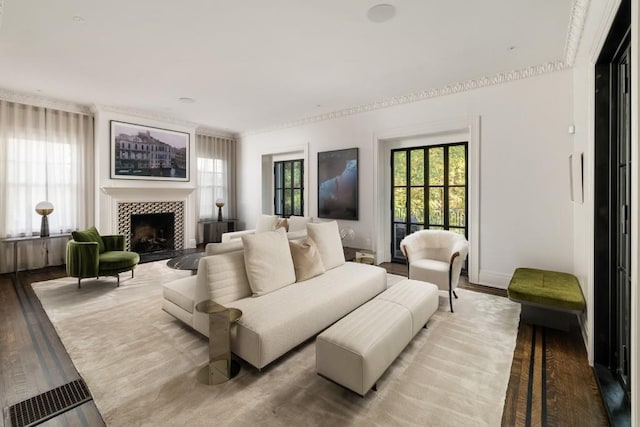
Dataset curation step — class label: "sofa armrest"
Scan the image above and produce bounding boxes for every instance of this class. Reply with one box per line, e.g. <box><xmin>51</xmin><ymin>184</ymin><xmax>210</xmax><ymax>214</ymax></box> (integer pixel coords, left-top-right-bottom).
<box><xmin>66</xmin><ymin>241</ymin><xmax>100</xmax><ymax>278</ymax></box>
<box><xmin>102</xmin><ymin>234</ymin><xmax>125</xmax><ymax>251</ymax></box>
<box><xmin>221</xmin><ymin>229</ymin><xmax>256</xmax><ymax>243</ymax></box>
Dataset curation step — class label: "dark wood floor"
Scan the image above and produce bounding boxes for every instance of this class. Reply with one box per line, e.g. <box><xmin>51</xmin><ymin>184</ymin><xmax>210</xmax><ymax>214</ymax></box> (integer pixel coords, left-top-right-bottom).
<box><xmin>2</xmin><ymin>262</ymin><xmax>609</xmax><ymax>426</ymax></box>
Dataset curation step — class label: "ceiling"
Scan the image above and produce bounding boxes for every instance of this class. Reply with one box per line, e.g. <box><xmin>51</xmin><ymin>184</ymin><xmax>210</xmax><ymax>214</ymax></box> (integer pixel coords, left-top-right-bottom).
<box><xmin>0</xmin><ymin>1</ymin><xmax>576</xmax><ymax>133</ymax></box>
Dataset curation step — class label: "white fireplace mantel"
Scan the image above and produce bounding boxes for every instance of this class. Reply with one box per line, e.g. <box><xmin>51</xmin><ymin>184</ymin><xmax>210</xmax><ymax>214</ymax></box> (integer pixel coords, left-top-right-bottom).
<box><xmin>100</xmin><ymin>186</ymin><xmax>195</xmax><ymax>198</ymax></box>
<box><xmin>98</xmin><ymin>186</ymin><xmax>197</xmax><ymax>248</ymax></box>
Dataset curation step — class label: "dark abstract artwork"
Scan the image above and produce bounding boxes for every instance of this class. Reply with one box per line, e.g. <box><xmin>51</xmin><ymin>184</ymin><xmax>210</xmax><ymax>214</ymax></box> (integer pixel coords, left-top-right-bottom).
<box><xmin>317</xmin><ymin>148</ymin><xmax>358</xmax><ymax>220</ymax></box>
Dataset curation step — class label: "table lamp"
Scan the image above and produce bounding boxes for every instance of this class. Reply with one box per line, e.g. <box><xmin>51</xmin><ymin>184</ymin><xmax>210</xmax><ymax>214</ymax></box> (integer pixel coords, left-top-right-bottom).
<box><xmin>35</xmin><ymin>201</ymin><xmax>54</xmax><ymax>237</ymax></box>
<box><xmin>216</xmin><ymin>199</ymin><xmax>224</xmax><ymax>222</ymax></box>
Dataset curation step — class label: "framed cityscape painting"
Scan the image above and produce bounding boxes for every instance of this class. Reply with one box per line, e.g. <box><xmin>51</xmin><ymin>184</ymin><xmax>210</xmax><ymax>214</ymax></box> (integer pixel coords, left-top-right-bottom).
<box><xmin>110</xmin><ymin>120</ymin><xmax>190</xmax><ymax>181</ymax></box>
<box><xmin>317</xmin><ymin>147</ymin><xmax>358</xmax><ymax>220</ymax></box>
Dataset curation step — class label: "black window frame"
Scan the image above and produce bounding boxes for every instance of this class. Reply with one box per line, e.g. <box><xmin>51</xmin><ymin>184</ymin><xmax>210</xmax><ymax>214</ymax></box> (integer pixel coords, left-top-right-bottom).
<box><xmin>274</xmin><ymin>159</ymin><xmax>304</xmax><ymax>217</ymax></box>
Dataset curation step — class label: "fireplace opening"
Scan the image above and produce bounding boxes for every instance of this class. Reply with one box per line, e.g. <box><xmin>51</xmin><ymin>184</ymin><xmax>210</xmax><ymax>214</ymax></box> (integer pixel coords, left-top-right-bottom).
<box><xmin>130</xmin><ymin>213</ymin><xmax>175</xmax><ymax>253</ymax></box>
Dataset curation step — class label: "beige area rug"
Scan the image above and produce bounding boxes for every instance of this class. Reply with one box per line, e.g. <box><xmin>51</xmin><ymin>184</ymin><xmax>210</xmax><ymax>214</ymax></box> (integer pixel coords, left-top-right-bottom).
<box><xmin>32</xmin><ymin>261</ymin><xmax>520</xmax><ymax>427</ymax></box>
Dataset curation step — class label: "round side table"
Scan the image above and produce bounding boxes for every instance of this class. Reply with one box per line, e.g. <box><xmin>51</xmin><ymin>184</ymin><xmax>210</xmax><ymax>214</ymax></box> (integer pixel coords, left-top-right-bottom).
<box><xmin>195</xmin><ymin>300</ymin><xmax>242</xmax><ymax>385</ymax></box>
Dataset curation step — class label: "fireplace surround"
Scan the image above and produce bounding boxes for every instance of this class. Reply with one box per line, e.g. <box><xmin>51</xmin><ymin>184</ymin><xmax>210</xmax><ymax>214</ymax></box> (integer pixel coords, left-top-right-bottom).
<box><xmin>117</xmin><ymin>201</ymin><xmax>185</xmax><ymax>251</ymax></box>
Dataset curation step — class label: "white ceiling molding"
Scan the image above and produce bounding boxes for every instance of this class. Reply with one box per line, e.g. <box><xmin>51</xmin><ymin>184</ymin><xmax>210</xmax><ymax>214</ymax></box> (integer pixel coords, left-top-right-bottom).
<box><xmin>0</xmin><ymin>0</ymin><xmax>4</xmax><ymax>29</ymax></box>
<box><xmin>564</xmin><ymin>0</ymin><xmax>591</xmax><ymax>67</ymax></box>
<box><xmin>0</xmin><ymin>87</ymin><xmax>93</xmax><ymax>115</ymax></box>
<box><xmin>94</xmin><ymin>105</ymin><xmax>201</xmax><ymax>129</ymax></box>
<box><xmin>244</xmin><ymin>60</ymin><xmax>568</xmax><ymax>136</ymax></box>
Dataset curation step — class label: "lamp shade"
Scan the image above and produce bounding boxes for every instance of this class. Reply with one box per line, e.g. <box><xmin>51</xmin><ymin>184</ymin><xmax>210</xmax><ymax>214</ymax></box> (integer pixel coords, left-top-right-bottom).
<box><xmin>35</xmin><ymin>201</ymin><xmax>54</xmax><ymax>216</ymax></box>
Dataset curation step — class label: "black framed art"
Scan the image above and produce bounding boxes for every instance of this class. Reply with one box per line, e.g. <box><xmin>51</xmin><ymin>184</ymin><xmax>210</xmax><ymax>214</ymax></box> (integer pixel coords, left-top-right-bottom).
<box><xmin>110</xmin><ymin>120</ymin><xmax>190</xmax><ymax>181</ymax></box>
<box><xmin>317</xmin><ymin>147</ymin><xmax>358</xmax><ymax>220</ymax></box>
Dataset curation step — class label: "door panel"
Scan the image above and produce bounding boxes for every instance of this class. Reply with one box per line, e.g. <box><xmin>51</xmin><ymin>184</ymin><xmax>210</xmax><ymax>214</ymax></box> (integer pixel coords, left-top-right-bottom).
<box><xmin>391</xmin><ymin>143</ymin><xmax>468</xmax><ymax>262</ymax></box>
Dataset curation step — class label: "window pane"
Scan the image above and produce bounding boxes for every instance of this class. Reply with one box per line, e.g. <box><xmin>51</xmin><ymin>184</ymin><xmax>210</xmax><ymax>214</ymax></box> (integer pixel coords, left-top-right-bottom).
<box><xmin>275</xmin><ymin>162</ymin><xmax>283</xmax><ymax>188</ymax></box>
<box><xmin>429</xmin><ymin>226</ymin><xmax>444</xmax><ymax>230</ymax></box>
<box><xmin>410</xmin><ymin>223</ymin><xmax>424</xmax><ymax>234</ymax></box>
<box><xmin>275</xmin><ymin>190</ymin><xmax>283</xmax><ymax>215</ymax></box>
<box><xmin>410</xmin><ymin>149</ymin><xmax>424</xmax><ymax>186</ymax></box>
<box><xmin>449</xmin><ymin>187</ymin><xmax>466</xmax><ymax>227</ymax></box>
<box><xmin>410</xmin><ymin>188</ymin><xmax>424</xmax><ymax>223</ymax></box>
<box><xmin>449</xmin><ymin>145</ymin><xmax>466</xmax><ymax>185</ymax></box>
<box><xmin>393</xmin><ymin>188</ymin><xmax>406</xmax><ymax>222</ymax></box>
<box><xmin>393</xmin><ymin>223</ymin><xmax>406</xmax><ymax>258</ymax></box>
<box><xmin>449</xmin><ymin>227</ymin><xmax>466</xmax><ymax>235</ymax></box>
<box><xmin>428</xmin><ymin>187</ymin><xmax>444</xmax><ymax>225</ymax></box>
<box><xmin>429</xmin><ymin>147</ymin><xmax>444</xmax><ymax>185</ymax></box>
<box><xmin>293</xmin><ymin>189</ymin><xmax>302</xmax><ymax>215</ymax></box>
<box><xmin>393</xmin><ymin>151</ymin><xmax>406</xmax><ymax>186</ymax></box>
<box><xmin>293</xmin><ymin>161</ymin><xmax>302</xmax><ymax>188</ymax></box>
<box><xmin>284</xmin><ymin>162</ymin><xmax>292</xmax><ymax>188</ymax></box>
<box><xmin>284</xmin><ymin>189</ymin><xmax>292</xmax><ymax>216</ymax></box>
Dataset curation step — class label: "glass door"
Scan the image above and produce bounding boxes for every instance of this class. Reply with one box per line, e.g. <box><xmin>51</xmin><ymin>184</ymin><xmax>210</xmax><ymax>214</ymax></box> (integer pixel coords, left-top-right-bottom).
<box><xmin>391</xmin><ymin>142</ymin><xmax>467</xmax><ymax>262</ymax></box>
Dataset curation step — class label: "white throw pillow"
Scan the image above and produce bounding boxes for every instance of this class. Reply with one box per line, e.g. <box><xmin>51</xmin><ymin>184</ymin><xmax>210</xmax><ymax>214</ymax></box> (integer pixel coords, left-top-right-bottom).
<box><xmin>306</xmin><ymin>221</ymin><xmax>345</xmax><ymax>270</ymax></box>
<box><xmin>287</xmin><ymin>216</ymin><xmax>312</xmax><ymax>232</ymax></box>
<box><xmin>255</xmin><ymin>214</ymin><xmax>278</xmax><ymax>233</ymax></box>
<box><xmin>242</xmin><ymin>228</ymin><xmax>296</xmax><ymax>296</ymax></box>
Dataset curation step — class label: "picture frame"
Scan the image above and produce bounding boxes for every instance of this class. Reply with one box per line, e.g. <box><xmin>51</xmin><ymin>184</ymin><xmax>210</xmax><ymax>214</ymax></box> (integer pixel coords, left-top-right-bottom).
<box><xmin>317</xmin><ymin>147</ymin><xmax>358</xmax><ymax>220</ymax></box>
<box><xmin>110</xmin><ymin>120</ymin><xmax>190</xmax><ymax>181</ymax></box>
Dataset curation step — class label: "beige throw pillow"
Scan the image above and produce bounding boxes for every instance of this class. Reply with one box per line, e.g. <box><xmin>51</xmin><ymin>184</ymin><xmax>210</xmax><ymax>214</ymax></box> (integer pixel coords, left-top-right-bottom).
<box><xmin>242</xmin><ymin>228</ymin><xmax>296</xmax><ymax>296</ymax></box>
<box><xmin>276</xmin><ymin>218</ymin><xmax>289</xmax><ymax>231</ymax></box>
<box><xmin>289</xmin><ymin>237</ymin><xmax>325</xmax><ymax>282</ymax></box>
<box><xmin>255</xmin><ymin>214</ymin><xmax>278</xmax><ymax>233</ymax></box>
<box><xmin>306</xmin><ymin>221</ymin><xmax>345</xmax><ymax>270</ymax></box>
<box><xmin>287</xmin><ymin>216</ymin><xmax>312</xmax><ymax>232</ymax></box>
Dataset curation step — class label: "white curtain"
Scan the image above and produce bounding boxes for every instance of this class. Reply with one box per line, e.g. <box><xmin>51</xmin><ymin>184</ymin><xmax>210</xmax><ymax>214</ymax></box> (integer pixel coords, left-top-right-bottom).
<box><xmin>0</xmin><ymin>100</ymin><xmax>94</xmax><ymax>273</ymax></box>
<box><xmin>195</xmin><ymin>133</ymin><xmax>236</xmax><ymax>242</ymax></box>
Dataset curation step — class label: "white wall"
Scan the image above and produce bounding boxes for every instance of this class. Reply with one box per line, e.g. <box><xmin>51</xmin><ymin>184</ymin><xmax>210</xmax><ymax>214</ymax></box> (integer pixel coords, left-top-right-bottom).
<box><xmin>239</xmin><ymin>70</ymin><xmax>575</xmax><ymax>288</ymax></box>
<box><xmin>93</xmin><ymin>107</ymin><xmax>198</xmax><ymax>248</ymax></box>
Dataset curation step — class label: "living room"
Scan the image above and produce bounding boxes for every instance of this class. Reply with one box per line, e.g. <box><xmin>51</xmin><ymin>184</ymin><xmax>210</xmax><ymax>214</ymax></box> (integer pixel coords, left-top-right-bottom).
<box><xmin>0</xmin><ymin>1</ymin><xmax>638</xmax><ymax>426</ymax></box>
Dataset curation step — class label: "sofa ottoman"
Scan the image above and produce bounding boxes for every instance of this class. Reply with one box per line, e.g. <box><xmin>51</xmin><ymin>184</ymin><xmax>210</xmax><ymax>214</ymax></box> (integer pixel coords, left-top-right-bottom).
<box><xmin>316</xmin><ymin>279</ymin><xmax>438</xmax><ymax>396</ymax></box>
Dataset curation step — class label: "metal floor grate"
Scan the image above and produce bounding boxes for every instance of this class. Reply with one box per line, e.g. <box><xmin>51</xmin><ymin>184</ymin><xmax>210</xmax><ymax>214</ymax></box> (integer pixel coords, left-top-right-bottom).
<box><xmin>7</xmin><ymin>379</ymin><xmax>92</xmax><ymax>427</ymax></box>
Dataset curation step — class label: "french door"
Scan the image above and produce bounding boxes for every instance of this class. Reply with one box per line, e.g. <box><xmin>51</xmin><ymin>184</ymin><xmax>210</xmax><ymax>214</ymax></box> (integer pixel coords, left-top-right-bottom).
<box><xmin>594</xmin><ymin>1</ymin><xmax>632</xmax><ymax>419</ymax></box>
<box><xmin>391</xmin><ymin>142</ymin><xmax>468</xmax><ymax>262</ymax></box>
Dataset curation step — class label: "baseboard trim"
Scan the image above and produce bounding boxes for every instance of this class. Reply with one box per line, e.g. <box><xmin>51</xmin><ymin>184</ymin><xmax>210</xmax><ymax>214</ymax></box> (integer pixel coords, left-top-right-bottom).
<box><xmin>477</xmin><ymin>270</ymin><xmax>512</xmax><ymax>289</ymax></box>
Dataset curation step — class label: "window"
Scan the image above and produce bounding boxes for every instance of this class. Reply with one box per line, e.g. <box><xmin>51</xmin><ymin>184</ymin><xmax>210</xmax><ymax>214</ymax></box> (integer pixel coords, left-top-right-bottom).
<box><xmin>195</xmin><ymin>134</ymin><xmax>236</xmax><ymax>224</ymax></box>
<box><xmin>391</xmin><ymin>142</ymin><xmax>468</xmax><ymax>261</ymax></box>
<box><xmin>274</xmin><ymin>159</ymin><xmax>304</xmax><ymax>217</ymax></box>
<box><xmin>197</xmin><ymin>157</ymin><xmax>225</xmax><ymax>220</ymax></box>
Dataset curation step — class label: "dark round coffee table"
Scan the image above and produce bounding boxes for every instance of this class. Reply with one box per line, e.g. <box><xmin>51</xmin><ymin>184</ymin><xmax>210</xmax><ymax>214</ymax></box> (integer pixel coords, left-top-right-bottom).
<box><xmin>166</xmin><ymin>252</ymin><xmax>206</xmax><ymax>274</ymax></box>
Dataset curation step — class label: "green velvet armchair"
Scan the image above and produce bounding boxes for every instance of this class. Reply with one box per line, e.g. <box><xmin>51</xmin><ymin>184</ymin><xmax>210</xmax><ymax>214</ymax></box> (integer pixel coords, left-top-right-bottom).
<box><xmin>66</xmin><ymin>226</ymin><xmax>140</xmax><ymax>288</ymax></box>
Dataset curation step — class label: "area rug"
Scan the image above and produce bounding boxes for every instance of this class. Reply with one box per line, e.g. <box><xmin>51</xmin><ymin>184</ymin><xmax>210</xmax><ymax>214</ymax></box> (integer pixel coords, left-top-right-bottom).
<box><xmin>32</xmin><ymin>261</ymin><xmax>520</xmax><ymax>426</ymax></box>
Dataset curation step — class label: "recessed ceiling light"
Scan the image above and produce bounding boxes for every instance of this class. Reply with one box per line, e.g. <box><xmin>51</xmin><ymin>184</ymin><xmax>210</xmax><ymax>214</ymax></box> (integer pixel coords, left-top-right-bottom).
<box><xmin>178</xmin><ymin>97</ymin><xmax>195</xmax><ymax>104</ymax></box>
<box><xmin>367</xmin><ymin>4</ymin><xmax>396</xmax><ymax>23</ymax></box>
<box><xmin>72</xmin><ymin>16</ymin><xmax>86</xmax><ymax>23</ymax></box>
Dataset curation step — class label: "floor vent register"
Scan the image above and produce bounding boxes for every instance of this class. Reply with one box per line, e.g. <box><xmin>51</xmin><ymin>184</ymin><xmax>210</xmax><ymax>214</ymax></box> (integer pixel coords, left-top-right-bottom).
<box><xmin>4</xmin><ymin>379</ymin><xmax>93</xmax><ymax>427</ymax></box>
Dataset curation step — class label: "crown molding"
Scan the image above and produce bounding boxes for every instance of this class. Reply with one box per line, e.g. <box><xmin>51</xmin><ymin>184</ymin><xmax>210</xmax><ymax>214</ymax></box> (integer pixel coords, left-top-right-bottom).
<box><xmin>0</xmin><ymin>88</ymin><xmax>93</xmax><ymax>115</ymax></box>
<box><xmin>243</xmin><ymin>60</ymin><xmax>568</xmax><ymax>136</ymax></box>
<box><xmin>94</xmin><ymin>105</ymin><xmax>201</xmax><ymax>129</ymax></box>
<box><xmin>564</xmin><ymin>0</ymin><xmax>591</xmax><ymax>67</ymax></box>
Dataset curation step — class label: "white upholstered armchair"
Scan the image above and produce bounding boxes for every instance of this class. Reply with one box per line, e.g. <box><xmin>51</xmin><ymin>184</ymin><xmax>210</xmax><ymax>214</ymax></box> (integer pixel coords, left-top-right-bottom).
<box><xmin>400</xmin><ymin>230</ymin><xmax>469</xmax><ymax>313</ymax></box>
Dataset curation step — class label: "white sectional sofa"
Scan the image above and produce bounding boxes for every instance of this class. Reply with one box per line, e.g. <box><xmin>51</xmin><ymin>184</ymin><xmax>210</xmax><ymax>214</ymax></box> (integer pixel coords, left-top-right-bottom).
<box><xmin>162</xmin><ymin>221</ymin><xmax>387</xmax><ymax>369</ymax></box>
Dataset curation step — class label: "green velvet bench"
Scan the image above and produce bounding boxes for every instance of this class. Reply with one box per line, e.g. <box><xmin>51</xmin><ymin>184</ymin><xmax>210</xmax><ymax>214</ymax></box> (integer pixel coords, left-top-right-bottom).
<box><xmin>507</xmin><ymin>268</ymin><xmax>586</xmax><ymax>331</ymax></box>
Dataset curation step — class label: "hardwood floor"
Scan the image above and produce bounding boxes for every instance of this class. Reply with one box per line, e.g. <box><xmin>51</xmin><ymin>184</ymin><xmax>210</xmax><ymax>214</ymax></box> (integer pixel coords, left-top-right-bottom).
<box><xmin>381</xmin><ymin>261</ymin><xmax>609</xmax><ymax>426</ymax></box>
<box><xmin>0</xmin><ymin>267</ymin><xmax>104</xmax><ymax>426</ymax></box>
<box><xmin>2</xmin><ymin>262</ymin><xmax>609</xmax><ymax>426</ymax></box>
